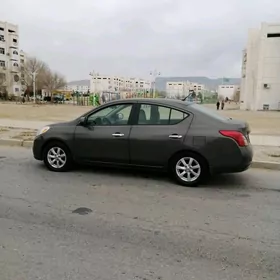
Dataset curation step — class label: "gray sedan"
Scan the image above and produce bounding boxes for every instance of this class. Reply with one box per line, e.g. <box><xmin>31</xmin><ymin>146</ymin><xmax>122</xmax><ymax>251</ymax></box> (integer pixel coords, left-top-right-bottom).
<box><xmin>33</xmin><ymin>98</ymin><xmax>253</xmax><ymax>187</ymax></box>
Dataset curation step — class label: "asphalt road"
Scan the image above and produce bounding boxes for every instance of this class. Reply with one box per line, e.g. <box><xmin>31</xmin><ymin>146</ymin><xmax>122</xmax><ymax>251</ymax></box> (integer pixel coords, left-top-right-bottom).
<box><xmin>0</xmin><ymin>147</ymin><xmax>279</xmax><ymax>280</ymax></box>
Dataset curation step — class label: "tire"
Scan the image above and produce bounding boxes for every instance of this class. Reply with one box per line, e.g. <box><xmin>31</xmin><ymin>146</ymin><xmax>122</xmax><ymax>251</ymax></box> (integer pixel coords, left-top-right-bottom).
<box><xmin>170</xmin><ymin>152</ymin><xmax>208</xmax><ymax>187</ymax></box>
<box><xmin>43</xmin><ymin>141</ymin><xmax>73</xmax><ymax>172</ymax></box>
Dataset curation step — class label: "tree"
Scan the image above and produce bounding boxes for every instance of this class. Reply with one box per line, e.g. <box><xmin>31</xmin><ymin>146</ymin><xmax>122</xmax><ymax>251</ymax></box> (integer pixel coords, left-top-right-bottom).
<box><xmin>21</xmin><ymin>56</ymin><xmax>49</xmax><ymax>97</ymax></box>
<box><xmin>0</xmin><ymin>72</ymin><xmax>8</xmax><ymax>99</ymax></box>
<box><xmin>42</xmin><ymin>70</ymin><xmax>66</xmax><ymax>101</ymax></box>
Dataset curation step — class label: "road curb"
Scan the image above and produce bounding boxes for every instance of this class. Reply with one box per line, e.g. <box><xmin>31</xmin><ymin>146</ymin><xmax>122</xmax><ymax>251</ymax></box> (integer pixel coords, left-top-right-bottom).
<box><xmin>0</xmin><ymin>138</ymin><xmax>23</xmax><ymax>147</ymax></box>
<box><xmin>0</xmin><ymin>138</ymin><xmax>280</xmax><ymax>171</ymax></box>
<box><xmin>251</xmin><ymin>161</ymin><xmax>280</xmax><ymax>171</ymax></box>
<box><xmin>0</xmin><ymin>138</ymin><xmax>33</xmax><ymax>148</ymax></box>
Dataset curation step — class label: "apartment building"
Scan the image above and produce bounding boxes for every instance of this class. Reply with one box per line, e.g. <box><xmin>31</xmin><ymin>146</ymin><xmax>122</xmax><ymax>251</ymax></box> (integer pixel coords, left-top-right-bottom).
<box><xmin>217</xmin><ymin>84</ymin><xmax>240</xmax><ymax>100</ymax></box>
<box><xmin>90</xmin><ymin>73</ymin><xmax>152</xmax><ymax>94</ymax></box>
<box><xmin>0</xmin><ymin>21</ymin><xmax>23</xmax><ymax>96</ymax></box>
<box><xmin>240</xmin><ymin>22</ymin><xmax>280</xmax><ymax>110</ymax></box>
<box><xmin>166</xmin><ymin>81</ymin><xmax>205</xmax><ymax>98</ymax></box>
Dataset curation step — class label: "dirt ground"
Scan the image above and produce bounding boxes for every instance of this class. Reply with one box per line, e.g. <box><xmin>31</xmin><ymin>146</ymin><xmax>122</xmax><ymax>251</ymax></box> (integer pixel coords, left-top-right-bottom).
<box><xmin>0</xmin><ymin>102</ymin><xmax>280</xmax><ymax>135</ymax></box>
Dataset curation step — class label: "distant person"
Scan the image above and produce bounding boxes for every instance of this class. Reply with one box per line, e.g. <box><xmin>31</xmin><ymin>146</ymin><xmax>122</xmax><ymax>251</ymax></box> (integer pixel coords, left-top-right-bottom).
<box><xmin>221</xmin><ymin>100</ymin><xmax>225</xmax><ymax>110</ymax></box>
<box><xmin>216</xmin><ymin>101</ymin><xmax>220</xmax><ymax>110</ymax></box>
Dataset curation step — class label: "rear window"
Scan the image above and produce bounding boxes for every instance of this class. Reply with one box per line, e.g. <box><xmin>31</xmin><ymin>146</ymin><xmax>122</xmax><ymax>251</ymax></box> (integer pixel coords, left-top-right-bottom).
<box><xmin>190</xmin><ymin>103</ymin><xmax>229</xmax><ymax>121</ymax></box>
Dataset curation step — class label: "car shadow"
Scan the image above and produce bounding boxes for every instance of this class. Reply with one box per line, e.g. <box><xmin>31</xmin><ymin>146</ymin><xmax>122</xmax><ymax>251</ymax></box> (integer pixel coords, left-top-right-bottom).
<box><xmin>34</xmin><ymin>162</ymin><xmax>249</xmax><ymax>190</ymax></box>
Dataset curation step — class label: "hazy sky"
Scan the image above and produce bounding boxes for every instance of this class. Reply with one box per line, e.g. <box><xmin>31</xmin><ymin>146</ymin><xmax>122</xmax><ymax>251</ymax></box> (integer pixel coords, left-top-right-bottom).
<box><xmin>1</xmin><ymin>0</ymin><xmax>280</xmax><ymax>81</ymax></box>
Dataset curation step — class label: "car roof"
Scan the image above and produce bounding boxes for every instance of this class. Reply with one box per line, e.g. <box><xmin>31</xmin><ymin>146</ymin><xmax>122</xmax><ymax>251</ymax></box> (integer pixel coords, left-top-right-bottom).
<box><xmin>105</xmin><ymin>98</ymin><xmax>193</xmax><ymax>108</ymax></box>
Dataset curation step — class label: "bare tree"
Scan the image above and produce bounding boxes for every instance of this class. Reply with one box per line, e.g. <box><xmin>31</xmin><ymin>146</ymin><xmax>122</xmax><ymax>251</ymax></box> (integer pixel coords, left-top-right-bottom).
<box><xmin>42</xmin><ymin>70</ymin><xmax>66</xmax><ymax>101</ymax></box>
<box><xmin>21</xmin><ymin>56</ymin><xmax>49</xmax><ymax>96</ymax></box>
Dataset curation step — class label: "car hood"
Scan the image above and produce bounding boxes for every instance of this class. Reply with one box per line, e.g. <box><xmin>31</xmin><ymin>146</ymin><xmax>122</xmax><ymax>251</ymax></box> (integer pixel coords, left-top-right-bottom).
<box><xmin>48</xmin><ymin>120</ymin><xmax>76</xmax><ymax>127</ymax></box>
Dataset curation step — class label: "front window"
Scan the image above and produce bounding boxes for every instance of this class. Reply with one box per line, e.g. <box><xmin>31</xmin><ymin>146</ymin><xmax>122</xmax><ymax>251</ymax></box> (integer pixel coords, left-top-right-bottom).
<box><xmin>86</xmin><ymin>103</ymin><xmax>133</xmax><ymax>126</ymax></box>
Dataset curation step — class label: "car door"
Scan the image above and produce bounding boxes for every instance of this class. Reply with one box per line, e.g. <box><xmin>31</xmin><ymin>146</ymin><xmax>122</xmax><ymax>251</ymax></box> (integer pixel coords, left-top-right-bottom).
<box><xmin>129</xmin><ymin>103</ymin><xmax>193</xmax><ymax>167</ymax></box>
<box><xmin>73</xmin><ymin>102</ymin><xmax>135</xmax><ymax>164</ymax></box>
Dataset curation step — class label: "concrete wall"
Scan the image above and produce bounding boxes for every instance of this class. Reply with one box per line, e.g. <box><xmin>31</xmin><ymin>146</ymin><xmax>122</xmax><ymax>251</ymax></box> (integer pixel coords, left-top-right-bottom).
<box><xmin>241</xmin><ymin>23</ymin><xmax>280</xmax><ymax>110</ymax></box>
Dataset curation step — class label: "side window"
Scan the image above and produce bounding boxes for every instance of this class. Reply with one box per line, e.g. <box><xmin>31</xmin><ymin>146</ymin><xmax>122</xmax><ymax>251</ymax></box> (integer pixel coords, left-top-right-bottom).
<box><xmin>137</xmin><ymin>104</ymin><xmax>188</xmax><ymax>125</ymax></box>
<box><xmin>170</xmin><ymin>109</ymin><xmax>188</xmax><ymax>125</ymax></box>
<box><xmin>87</xmin><ymin>104</ymin><xmax>133</xmax><ymax>126</ymax></box>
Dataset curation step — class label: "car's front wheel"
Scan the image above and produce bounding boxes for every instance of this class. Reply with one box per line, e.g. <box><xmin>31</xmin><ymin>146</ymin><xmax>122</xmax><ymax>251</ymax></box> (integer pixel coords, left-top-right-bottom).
<box><xmin>43</xmin><ymin>141</ymin><xmax>73</xmax><ymax>172</ymax></box>
<box><xmin>170</xmin><ymin>152</ymin><xmax>208</xmax><ymax>187</ymax></box>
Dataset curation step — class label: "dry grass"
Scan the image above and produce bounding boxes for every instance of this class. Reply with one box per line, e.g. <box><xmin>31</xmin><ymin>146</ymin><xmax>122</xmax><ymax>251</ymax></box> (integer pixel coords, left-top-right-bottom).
<box><xmin>0</xmin><ymin>103</ymin><xmax>89</xmax><ymax>122</ymax></box>
<box><xmin>12</xmin><ymin>130</ymin><xmax>37</xmax><ymax>141</ymax></box>
<box><xmin>0</xmin><ymin>127</ymin><xmax>9</xmax><ymax>132</ymax></box>
<box><xmin>0</xmin><ymin>102</ymin><xmax>280</xmax><ymax>135</ymax></box>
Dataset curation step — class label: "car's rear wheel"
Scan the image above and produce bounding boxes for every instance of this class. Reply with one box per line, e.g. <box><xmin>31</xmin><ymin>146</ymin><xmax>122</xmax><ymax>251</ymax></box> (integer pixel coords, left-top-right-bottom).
<box><xmin>170</xmin><ymin>152</ymin><xmax>208</xmax><ymax>187</ymax></box>
<box><xmin>43</xmin><ymin>141</ymin><xmax>73</xmax><ymax>172</ymax></box>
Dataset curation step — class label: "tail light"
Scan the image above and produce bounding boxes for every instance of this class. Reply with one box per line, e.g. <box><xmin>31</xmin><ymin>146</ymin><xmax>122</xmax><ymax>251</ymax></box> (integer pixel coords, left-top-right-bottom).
<box><xmin>219</xmin><ymin>130</ymin><xmax>248</xmax><ymax>147</ymax></box>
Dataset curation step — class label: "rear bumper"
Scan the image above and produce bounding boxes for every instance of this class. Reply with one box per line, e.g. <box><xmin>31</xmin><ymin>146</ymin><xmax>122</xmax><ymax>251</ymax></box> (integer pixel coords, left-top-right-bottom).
<box><xmin>33</xmin><ymin>136</ymin><xmax>44</xmax><ymax>160</ymax></box>
<box><xmin>212</xmin><ymin>145</ymin><xmax>253</xmax><ymax>174</ymax></box>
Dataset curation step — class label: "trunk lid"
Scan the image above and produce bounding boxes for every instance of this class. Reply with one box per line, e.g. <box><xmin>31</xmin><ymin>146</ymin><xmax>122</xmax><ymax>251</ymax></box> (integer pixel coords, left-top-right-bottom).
<box><xmin>223</xmin><ymin>118</ymin><xmax>251</xmax><ymax>143</ymax></box>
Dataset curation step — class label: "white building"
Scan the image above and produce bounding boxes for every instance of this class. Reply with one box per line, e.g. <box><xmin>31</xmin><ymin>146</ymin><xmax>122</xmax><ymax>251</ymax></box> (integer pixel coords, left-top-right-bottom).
<box><xmin>217</xmin><ymin>84</ymin><xmax>240</xmax><ymax>100</ymax></box>
<box><xmin>240</xmin><ymin>22</ymin><xmax>280</xmax><ymax>110</ymax></box>
<box><xmin>0</xmin><ymin>21</ymin><xmax>23</xmax><ymax>96</ymax></box>
<box><xmin>64</xmin><ymin>80</ymin><xmax>90</xmax><ymax>94</ymax></box>
<box><xmin>166</xmin><ymin>81</ymin><xmax>206</xmax><ymax>98</ymax></box>
<box><xmin>90</xmin><ymin>73</ymin><xmax>152</xmax><ymax>95</ymax></box>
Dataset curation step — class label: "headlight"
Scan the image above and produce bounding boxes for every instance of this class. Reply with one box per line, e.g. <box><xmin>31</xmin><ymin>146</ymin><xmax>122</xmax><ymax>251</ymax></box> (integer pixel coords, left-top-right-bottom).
<box><xmin>36</xmin><ymin>126</ymin><xmax>50</xmax><ymax>136</ymax></box>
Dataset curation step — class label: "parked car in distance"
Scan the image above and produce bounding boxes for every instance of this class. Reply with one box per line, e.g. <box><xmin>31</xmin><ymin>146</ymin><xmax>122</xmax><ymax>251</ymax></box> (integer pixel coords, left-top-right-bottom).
<box><xmin>33</xmin><ymin>98</ymin><xmax>253</xmax><ymax>187</ymax></box>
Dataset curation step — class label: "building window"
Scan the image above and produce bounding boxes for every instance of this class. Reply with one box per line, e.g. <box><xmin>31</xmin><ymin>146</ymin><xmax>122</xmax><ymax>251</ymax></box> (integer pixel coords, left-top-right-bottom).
<box><xmin>0</xmin><ymin>60</ymin><xmax>5</xmax><ymax>67</ymax></box>
<box><xmin>13</xmin><ymin>50</ymin><xmax>18</xmax><ymax>55</ymax></box>
<box><xmin>0</xmin><ymin>35</ymin><xmax>4</xmax><ymax>42</ymax></box>
<box><xmin>13</xmin><ymin>38</ymin><xmax>17</xmax><ymax>43</ymax></box>
<box><xmin>267</xmin><ymin>33</ymin><xmax>280</xmax><ymax>38</ymax></box>
<box><xmin>0</xmin><ymin>48</ymin><xmax>4</xmax><ymax>54</ymax></box>
<box><xmin>13</xmin><ymin>62</ymin><xmax>19</xmax><ymax>67</ymax></box>
<box><xmin>8</xmin><ymin>29</ymin><xmax>15</xmax><ymax>33</ymax></box>
<box><xmin>0</xmin><ymin>27</ymin><xmax>4</xmax><ymax>31</ymax></box>
<box><xmin>15</xmin><ymin>87</ymin><xmax>19</xmax><ymax>92</ymax></box>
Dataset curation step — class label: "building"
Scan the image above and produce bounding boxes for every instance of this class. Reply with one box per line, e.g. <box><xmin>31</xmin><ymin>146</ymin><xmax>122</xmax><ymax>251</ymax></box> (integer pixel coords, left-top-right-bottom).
<box><xmin>0</xmin><ymin>21</ymin><xmax>23</xmax><ymax>96</ymax></box>
<box><xmin>64</xmin><ymin>79</ymin><xmax>90</xmax><ymax>94</ymax></box>
<box><xmin>217</xmin><ymin>84</ymin><xmax>240</xmax><ymax>100</ymax></box>
<box><xmin>89</xmin><ymin>73</ymin><xmax>152</xmax><ymax>96</ymax></box>
<box><xmin>240</xmin><ymin>22</ymin><xmax>280</xmax><ymax>110</ymax></box>
<box><xmin>166</xmin><ymin>81</ymin><xmax>206</xmax><ymax>98</ymax></box>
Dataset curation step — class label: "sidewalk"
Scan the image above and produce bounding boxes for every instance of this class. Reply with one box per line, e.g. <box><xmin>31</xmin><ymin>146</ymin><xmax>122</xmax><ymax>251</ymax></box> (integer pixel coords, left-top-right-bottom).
<box><xmin>1</xmin><ymin>118</ymin><xmax>280</xmax><ymax>147</ymax></box>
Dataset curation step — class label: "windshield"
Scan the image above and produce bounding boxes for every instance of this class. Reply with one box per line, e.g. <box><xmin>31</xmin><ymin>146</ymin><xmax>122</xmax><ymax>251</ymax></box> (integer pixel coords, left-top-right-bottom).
<box><xmin>190</xmin><ymin>103</ymin><xmax>230</xmax><ymax>121</ymax></box>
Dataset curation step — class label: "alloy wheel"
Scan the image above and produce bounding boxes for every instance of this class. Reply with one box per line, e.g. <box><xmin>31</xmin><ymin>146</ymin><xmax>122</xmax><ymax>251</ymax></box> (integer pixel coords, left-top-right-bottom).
<box><xmin>47</xmin><ymin>147</ymin><xmax>67</xmax><ymax>169</ymax></box>
<box><xmin>175</xmin><ymin>157</ymin><xmax>201</xmax><ymax>182</ymax></box>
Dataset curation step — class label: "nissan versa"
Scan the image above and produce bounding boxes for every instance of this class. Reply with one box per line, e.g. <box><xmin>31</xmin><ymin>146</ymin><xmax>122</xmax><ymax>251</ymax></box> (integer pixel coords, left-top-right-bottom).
<box><xmin>32</xmin><ymin>98</ymin><xmax>253</xmax><ymax>187</ymax></box>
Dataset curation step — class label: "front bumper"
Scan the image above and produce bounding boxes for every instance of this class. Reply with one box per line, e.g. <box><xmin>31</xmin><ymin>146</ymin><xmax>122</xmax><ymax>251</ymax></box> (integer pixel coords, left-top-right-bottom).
<box><xmin>33</xmin><ymin>135</ymin><xmax>45</xmax><ymax>160</ymax></box>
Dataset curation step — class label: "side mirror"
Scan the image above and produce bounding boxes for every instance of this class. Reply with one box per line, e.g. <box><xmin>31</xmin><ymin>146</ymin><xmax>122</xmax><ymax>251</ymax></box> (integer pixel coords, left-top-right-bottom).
<box><xmin>117</xmin><ymin>113</ymin><xmax>124</xmax><ymax>120</ymax></box>
<box><xmin>79</xmin><ymin>116</ymin><xmax>86</xmax><ymax>126</ymax></box>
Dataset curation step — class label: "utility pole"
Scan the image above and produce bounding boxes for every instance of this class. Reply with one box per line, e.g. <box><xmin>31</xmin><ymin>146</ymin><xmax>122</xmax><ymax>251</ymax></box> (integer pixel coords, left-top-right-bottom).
<box><xmin>150</xmin><ymin>69</ymin><xmax>160</xmax><ymax>98</ymax></box>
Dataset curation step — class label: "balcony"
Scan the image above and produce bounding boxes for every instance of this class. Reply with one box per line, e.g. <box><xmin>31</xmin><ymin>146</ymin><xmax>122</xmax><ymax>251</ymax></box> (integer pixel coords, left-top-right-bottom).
<box><xmin>8</xmin><ymin>48</ymin><xmax>19</xmax><ymax>60</ymax></box>
<box><xmin>10</xmin><ymin>62</ymin><xmax>20</xmax><ymax>73</ymax></box>
<box><xmin>8</xmin><ymin>34</ymin><xmax>19</xmax><ymax>48</ymax></box>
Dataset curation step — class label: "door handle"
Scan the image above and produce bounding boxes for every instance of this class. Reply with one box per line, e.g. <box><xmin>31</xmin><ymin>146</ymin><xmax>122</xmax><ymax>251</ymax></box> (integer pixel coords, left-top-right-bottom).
<box><xmin>112</xmin><ymin>133</ymin><xmax>124</xmax><ymax>137</ymax></box>
<box><xmin>169</xmin><ymin>134</ymin><xmax>182</xmax><ymax>139</ymax></box>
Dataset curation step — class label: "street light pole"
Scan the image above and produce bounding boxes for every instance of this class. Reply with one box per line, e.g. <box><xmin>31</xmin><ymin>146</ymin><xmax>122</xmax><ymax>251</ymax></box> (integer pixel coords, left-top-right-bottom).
<box><xmin>32</xmin><ymin>72</ymin><xmax>37</xmax><ymax>104</ymax></box>
<box><xmin>150</xmin><ymin>69</ymin><xmax>160</xmax><ymax>98</ymax></box>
